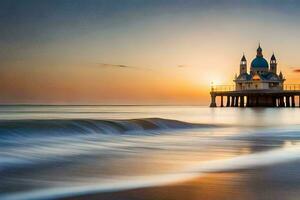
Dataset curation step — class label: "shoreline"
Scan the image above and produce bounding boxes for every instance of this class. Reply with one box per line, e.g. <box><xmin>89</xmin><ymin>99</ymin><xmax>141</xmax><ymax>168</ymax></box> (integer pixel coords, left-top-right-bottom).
<box><xmin>61</xmin><ymin>160</ymin><xmax>300</xmax><ymax>200</ymax></box>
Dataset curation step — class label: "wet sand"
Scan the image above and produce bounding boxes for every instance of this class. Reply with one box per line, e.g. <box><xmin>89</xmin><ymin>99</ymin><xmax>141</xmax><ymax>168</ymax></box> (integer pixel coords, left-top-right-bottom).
<box><xmin>63</xmin><ymin>160</ymin><xmax>300</xmax><ymax>200</ymax></box>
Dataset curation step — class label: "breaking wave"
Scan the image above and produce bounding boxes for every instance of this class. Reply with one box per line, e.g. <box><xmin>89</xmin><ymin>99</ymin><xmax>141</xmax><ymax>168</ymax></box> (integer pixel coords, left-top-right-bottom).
<box><xmin>0</xmin><ymin>118</ymin><xmax>214</xmax><ymax>137</ymax></box>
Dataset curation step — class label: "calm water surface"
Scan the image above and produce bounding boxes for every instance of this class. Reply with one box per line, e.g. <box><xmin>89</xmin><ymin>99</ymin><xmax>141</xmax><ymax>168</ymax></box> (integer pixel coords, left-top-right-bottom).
<box><xmin>0</xmin><ymin>106</ymin><xmax>300</xmax><ymax>200</ymax></box>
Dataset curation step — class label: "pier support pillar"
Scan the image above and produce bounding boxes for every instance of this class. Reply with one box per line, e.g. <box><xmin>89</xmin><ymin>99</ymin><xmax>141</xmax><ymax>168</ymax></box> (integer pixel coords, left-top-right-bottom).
<box><xmin>209</xmin><ymin>91</ymin><xmax>300</xmax><ymax>108</ymax></box>
<box><xmin>226</xmin><ymin>96</ymin><xmax>230</xmax><ymax>107</ymax></box>
<box><xmin>240</xmin><ymin>96</ymin><xmax>244</xmax><ymax>107</ymax></box>
<box><xmin>231</xmin><ymin>96</ymin><xmax>235</xmax><ymax>107</ymax></box>
<box><xmin>292</xmin><ymin>96</ymin><xmax>295</xmax><ymax>107</ymax></box>
<box><xmin>255</xmin><ymin>96</ymin><xmax>259</xmax><ymax>107</ymax></box>
<box><xmin>234</xmin><ymin>96</ymin><xmax>239</xmax><ymax>107</ymax></box>
<box><xmin>272</xmin><ymin>97</ymin><xmax>277</xmax><ymax>107</ymax></box>
<box><xmin>279</xmin><ymin>97</ymin><xmax>285</xmax><ymax>107</ymax></box>
<box><xmin>220</xmin><ymin>96</ymin><xmax>224</xmax><ymax>107</ymax></box>
<box><xmin>286</xmin><ymin>96</ymin><xmax>290</xmax><ymax>107</ymax></box>
<box><xmin>246</xmin><ymin>96</ymin><xmax>250</xmax><ymax>107</ymax></box>
<box><xmin>210</xmin><ymin>94</ymin><xmax>217</xmax><ymax>107</ymax></box>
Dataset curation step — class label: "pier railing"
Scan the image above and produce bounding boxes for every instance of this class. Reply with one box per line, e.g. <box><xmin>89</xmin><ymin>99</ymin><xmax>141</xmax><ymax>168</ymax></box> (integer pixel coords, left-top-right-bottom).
<box><xmin>283</xmin><ymin>84</ymin><xmax>300</xmax><ymax>91</ymax></box>
<box><xmin>211</xmin><ymin>84</ymin><xmax>300</xmax><ymax>92</ymax></box>
<box><xmin>211</xmin><ymin>85</ymin><xmax>235</xmax><ymax>92</ymax></box>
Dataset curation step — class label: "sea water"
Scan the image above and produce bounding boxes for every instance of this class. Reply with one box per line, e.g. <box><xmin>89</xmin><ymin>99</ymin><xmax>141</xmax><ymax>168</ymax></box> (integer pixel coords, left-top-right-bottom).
<box><xmin>0</xmin><ymin>105</ymin><xmax>300</xmax><ymax>200</ymax></box>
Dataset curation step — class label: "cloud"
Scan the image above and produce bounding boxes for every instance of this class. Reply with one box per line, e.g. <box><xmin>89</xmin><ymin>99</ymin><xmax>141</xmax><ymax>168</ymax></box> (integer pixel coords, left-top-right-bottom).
<box><xmin>96</xmin><ymin>63</ymin><xmax>156</xmax><ymax>72</ymax></box>
<box><xmin>177</xmin><ymin>64</ymin><xmax>198</xmax><ymax>68</ymax></box>
<box><xmin>177</xmin><ymin>64</ymin><xmax>195</xmax><ymax>68</ymax></box>
<box><xmin>98</xmin><ymin>63</ymin><xmax>137</xmax><ymax>69</ymax></box>
<box><xmin>292</xmin><ymin>68</ymin><xmax>300</xmax><ymax>73</ymax></box>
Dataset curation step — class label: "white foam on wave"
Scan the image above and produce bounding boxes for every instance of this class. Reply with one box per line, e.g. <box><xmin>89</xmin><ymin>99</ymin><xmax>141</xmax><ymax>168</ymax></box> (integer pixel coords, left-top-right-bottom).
<box><xmin>2</xmin><ymin>144</ymin><xmax>300</xmax><ymax>200</ymax></box>
<box><xmin>189</xmin><ymin>142</ymin><xmax>300</xmax><ymax>173</ymax></box>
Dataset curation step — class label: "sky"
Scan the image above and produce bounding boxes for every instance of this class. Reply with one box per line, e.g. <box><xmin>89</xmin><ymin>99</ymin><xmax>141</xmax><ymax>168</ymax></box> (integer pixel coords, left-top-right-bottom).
<box><xmin>1</xmin><ymin>0</ymin><xmax>300</xmax><ymax>105</ymax></box>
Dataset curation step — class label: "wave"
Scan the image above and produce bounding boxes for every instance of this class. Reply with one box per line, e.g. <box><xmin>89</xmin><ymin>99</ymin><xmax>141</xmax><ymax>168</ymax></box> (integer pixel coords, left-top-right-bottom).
<box><xmin>0</xmin><ymin>118</ymin><xmax>215</xmax><ymax>137</ymax></box>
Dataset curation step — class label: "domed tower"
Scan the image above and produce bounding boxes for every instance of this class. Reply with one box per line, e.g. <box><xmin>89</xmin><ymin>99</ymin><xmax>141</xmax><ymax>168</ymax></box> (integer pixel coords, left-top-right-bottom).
<box><xmin>240</xmin><ymin>54</ymin><xmax>247</xmax><ymax>74</ymax></box>
<box><xmin>250</xmin><ymin>44</ymin><xmax>269</xmax><ymax>75</ymax></box>
<box><xmin>270</xmin><ymin>53</ymin><xmax>277</xmax><ymax>74</ymax></box>
<box><xmin>257</xmin><ymin>44</ymin><xmax>263</xmax><ymax>57</ymax></box>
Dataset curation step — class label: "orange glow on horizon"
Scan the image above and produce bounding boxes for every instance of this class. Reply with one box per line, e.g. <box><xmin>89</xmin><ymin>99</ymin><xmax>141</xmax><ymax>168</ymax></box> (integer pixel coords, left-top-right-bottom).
<box><xmin>1</xmin><ymin>53</ymin><xmax>299</xmax><ymax>105</ymax></box>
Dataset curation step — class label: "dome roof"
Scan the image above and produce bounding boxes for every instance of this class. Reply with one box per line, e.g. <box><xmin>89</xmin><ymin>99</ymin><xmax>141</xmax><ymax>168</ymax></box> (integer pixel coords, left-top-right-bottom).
<box><xmin>251</xmin><ymin>57</ymin><xmax>269</xmax><ymax>68</ymax></box>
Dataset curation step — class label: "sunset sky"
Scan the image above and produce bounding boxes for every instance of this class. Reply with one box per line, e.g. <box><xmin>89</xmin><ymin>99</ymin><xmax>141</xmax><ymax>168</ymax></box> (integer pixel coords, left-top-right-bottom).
<box><xmin>1</xmin><ymin>0</ymin><xmax>300</xmax><ymax>105</ymax></box>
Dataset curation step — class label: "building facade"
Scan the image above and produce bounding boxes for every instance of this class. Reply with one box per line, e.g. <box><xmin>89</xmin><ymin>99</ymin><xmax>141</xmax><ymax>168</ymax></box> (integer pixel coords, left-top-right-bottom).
<box><xmin>234</xmin><ymin>44</ymin><xmax>285</xmax><ymax>91</ymax></box>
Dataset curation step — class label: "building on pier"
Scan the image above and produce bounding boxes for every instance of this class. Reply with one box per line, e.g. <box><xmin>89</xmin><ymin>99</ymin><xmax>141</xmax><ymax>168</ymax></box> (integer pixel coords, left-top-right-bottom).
<box><xmin>210</xmin><ymin>44</ymin><xmax>300</xmax><ymax>107</ymax></box>
<box><xmin>235</xmin><ymin>44</ymin><xmax>285</xmax><ymax>91</ymax></box>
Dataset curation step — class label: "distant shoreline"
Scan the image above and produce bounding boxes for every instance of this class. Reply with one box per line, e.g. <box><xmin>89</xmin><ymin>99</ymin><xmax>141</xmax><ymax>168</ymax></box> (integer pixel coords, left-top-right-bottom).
<box><xmin>0</xmin><ymin>104</ymin><xmax>207</xmax><ymax>107</ymax></box>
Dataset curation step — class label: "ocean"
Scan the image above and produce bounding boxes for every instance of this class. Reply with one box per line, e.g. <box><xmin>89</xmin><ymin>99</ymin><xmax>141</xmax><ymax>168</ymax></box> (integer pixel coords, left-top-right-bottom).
<box><xmin>1</xmin><ymin>105</ymin><xmax>300</xmax><ymax>200</ymax></box>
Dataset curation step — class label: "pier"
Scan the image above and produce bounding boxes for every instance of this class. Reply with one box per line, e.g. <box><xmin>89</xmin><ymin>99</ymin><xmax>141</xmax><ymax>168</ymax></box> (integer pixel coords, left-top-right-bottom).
<box><xmin>209</xmin><ymin>44</ymin><xmax>300</xmax><ymax>108</ymax></box>
<box><xmin>210</xmin><ymin>84</ymin><xmax>300</xmax><ymax>107</ymax></box>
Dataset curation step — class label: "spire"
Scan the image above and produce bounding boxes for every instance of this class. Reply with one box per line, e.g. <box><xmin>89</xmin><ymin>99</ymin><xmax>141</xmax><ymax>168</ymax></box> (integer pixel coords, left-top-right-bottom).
<box><xmin>279</xmin><ymin>71</ymin><xmax>283</xmax><ymax>79</ymax></box>
<box><xmin>270</xmin><ymin>52</ymin><xmax>277</xmax><ymax>74</ymax></box>
<box><xmin>240</xmin><ymin>53</ymin><xmax>247</xmax><ymax>74</ymax></box>
<box><xmin>241</xmin><ymin>53</ymin><xmax>246</xmax><ymax>61</ymax></box>
<box><xmin>256</xmin><ymin>43</ymin><xmax>263</xmax><ymax>57</ymax></box>
<box><xmin>271</xmin><ymin>53</ymin><xmax>276</xmax><ymax>61</ymax></box>
<box><xmin>257</xmin><ymin>42</ymin><xmax>262</xmax><ymax>50</ymax></box>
